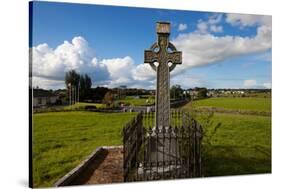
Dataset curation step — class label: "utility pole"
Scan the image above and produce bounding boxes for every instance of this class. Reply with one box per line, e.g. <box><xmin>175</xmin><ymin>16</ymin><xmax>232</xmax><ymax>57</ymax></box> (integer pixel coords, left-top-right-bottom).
<box><xmin>73</xmin><ymin>85</ymin><xmax>76</xmax><ymax>104</ymax></box>
<box><xmin>73</xmin><ymin>86</ymin><xmax>75</xmax><ymax>104</ymax></box>
<box><xmin>68</xmin><ymin>83</ymin><xmax>71</xmax><ymax>105</ymax></box>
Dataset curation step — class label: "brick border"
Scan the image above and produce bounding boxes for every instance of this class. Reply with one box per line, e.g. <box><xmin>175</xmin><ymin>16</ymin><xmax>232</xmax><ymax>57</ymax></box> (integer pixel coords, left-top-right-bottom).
<box><xmin>54</xmin><ymin>145</ymin><xmax>123</xmax><ymax>187</ymax></box>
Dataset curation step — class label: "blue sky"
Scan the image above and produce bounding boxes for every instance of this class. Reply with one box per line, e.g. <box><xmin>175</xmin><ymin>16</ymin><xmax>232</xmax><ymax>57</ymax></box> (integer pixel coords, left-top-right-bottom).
<box><xmin>30</xmin><ymin>1</ymin><xmax>272</xmax><ymax>89</ymax></box>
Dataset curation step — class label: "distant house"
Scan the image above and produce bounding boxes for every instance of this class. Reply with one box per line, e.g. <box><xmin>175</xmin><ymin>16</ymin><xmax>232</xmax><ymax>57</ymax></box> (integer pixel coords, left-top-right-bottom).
<box><xmin>33</xmin><ymin>89</ymin><xmax>59</xmax><ymax>108</ymax></box>
<box><xmin>132</xmin><ymin>95</ymin><xmax>140</xmax><ymax>99</ymax></box>
<box><xmin>187</xmin><ymin>89</ymin><xmax>199</xmax><ymax>99</ymax></box>
<box><xmin>207</xmin><ymin>90</ymin><xmax>216</xmax><ymax>97</ymax></box>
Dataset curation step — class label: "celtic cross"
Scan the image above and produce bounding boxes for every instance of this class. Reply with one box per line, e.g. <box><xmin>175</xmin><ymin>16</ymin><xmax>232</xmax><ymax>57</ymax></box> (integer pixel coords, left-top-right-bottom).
<box><xmin>144</xmin><ymin>22</ymin><xmax>182</xmax><ymax>129</ymax></box>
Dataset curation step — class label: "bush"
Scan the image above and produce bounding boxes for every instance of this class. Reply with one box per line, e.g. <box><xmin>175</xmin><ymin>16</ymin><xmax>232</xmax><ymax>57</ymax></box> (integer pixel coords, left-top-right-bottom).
<box><xmin>84</xmin><ymin>105</ymin><xmax>97</xmax><ymax>110</ymax></box>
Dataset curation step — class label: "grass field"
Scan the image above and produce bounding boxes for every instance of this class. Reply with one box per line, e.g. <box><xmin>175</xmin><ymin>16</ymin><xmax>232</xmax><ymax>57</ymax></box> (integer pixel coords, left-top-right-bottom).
<box><xmin>198</xmin><ymin>113</ymin><xmax>271</xmax><ymax>176</ymax></box>
<box><xmin>117</xmin><ymin>96</ymin><xmax>155</xmax><ymax>106</ymax></box>
<box><xmin>33</xmin><ymin>111</ymin><xmax>136</xmax><ymax>187</ymax></box>
<box><xmin>190</xmin><ymin>97</ymin><xmax>271</xmax><ymax>113</ymax></box>
<box><xmin>34</xmin><ymin>102</ymin><xmax>105</xmax><ymax>113</ymax></box>
<box><xmin>33</xmin><ymin>96</ymin><xmax>271</xmax><ymax>187</ymax></box>
<box><xmin>183</xmin><ymin>96</ymin><xmax>271</xmax><ymax>176</ymax></box>
<box><xmin>63</xmin><ymin>102</ymin><xmax>105</xmax><ymax>110</ymax></box>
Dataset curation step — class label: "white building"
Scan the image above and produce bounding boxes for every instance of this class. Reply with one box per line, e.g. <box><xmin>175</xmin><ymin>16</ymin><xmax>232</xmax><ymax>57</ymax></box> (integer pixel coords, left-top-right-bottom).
<box><xmin>33</xmin><ymin>89</ymin><xmax>59</xmax><ymax>108</ymax></box>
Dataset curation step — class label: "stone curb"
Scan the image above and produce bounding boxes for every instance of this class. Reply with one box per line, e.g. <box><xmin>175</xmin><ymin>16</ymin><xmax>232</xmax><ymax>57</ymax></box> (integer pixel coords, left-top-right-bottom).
<box><xmin>54</xmin><ymin>145</ymin><xmax>123</xmax><ymax>187</ymax></box>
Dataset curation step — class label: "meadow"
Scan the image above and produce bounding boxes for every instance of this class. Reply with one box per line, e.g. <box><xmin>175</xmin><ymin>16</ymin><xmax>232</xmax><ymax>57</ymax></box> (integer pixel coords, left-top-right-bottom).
<box><xmin>117</xmin><ymin>95</ymin><xmax>155</xmax><ymax>106</ymax></box>
<box><xmin>182</xmin><ymin>97</ymin><xmax>271</xmax><ymax>176</ymax></box>
<box><xmin>190</xmin><ymin>97</ymin><xmax>271</xmax><ymax>112</ymax></box>
<box><xmin>198</xmin><ymin>113</ymin><xmax>271</xmax><ymax>176</ymax></box>
<box><xmin>32</xmin><ymin>111</ymin><xmax>136</xmax><ymax>187</ymax></box>
<box><xmin>33</xmin><ymin>96</ymin><xmax>271</xmax><ymax>187</ymax></box>
<box><xmin>63</xmin><ymin>102</ymin><xmax>105</xmax><ymax>109</ymax></box>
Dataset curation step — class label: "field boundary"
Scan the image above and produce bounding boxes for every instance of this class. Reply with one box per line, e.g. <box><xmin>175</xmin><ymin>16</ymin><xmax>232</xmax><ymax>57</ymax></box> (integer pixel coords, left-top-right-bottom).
<box><xmin>192</xmin><ymin>107</ymin><xmax>271</xmax><ymax>116</ymax></box>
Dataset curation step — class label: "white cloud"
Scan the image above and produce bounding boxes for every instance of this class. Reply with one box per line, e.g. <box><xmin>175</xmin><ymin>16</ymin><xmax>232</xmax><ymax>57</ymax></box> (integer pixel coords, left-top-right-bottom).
<box><xmin>263</xmin><ymin>82</ymin><xmax>271</xmax><ymax>89</ymax></box>
<box><xmin>32</xmin><ymin>76</ymin><xmax>65</xmax><ymax>90</ymax></box>
<box><xmin>32</xmin><ymin>36</ymin><xmax>143</xmax><ymax>89</ymax></box>
<box><xmin>208</xmin><ymin>14</ymin><xmax>223</xmax><ymax>25</ymax></box>
<box><xmin>124</xmin><ymin>14</ymin><xmax>271</xmax><ymax>86</ymax></box>
<box><xmin>100</xmin><ymin>56</ymin><xmax>136</xmax><ymax>87</ymax></box>
<box><xmin>133</xmin><ymin>64</ymin><xmax>155</xmax><ymax>81</ymax></box>
<box><xmin>210</xmin><ymin>25</ymin><xmax>223</xmax><ymax>33</ymax></box>
<box><xmin>32</xmin><ymin>36</ymin><xmax>160</xmax><ymax>89</ymax></box>
<box><xmin>226</xmin><ymin>14</ymin><xmax>271</xmax><ymax>28</ymax></box>
<box><xmin>171</xmin><ymin>74</ymin><xmax>206</xmax><ymax>88</ymax></box>
<box><xmin>32</xmin><ymin>14</ymin><xmax>271</xmax><ymax>89</ymax></box>
<box><xmin>196</xmin><ymin>14</ymin><xmax>223</xmax><ymax>34</ymax></box>
<box><xmin>32</xmin><ymin>36</ymin><xmax>103</xmax><ymax>80</ymax></box>
<box><xmin>172</xmin><ymin>16</ymin><xmax>271</xmax><ymax>74</ymax></box>
<box><xmin>196</xmin><ymin>21</ymin><xmax>208</xmax><ymax>34</ymax></box>
<box><xmin>178</xmin><ymin>23</ymin><xmax>187</xmax><ymax>31</ymax></box>
<box><xmin>243</xmin><ymin>80</ymin><xmax>272</xmax><ymax>89</ymax></box>
<box><xmin>243</xmin><ymin>79</ymin><xmax>257</xmax><ymax>88</ymax></box>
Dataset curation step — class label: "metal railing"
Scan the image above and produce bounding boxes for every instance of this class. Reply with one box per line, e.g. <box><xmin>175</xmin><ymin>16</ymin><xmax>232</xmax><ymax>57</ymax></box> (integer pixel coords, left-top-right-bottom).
<box><xmin>123</xmin><ymin>111</ymin><xmax>203</xmax><ymax>182</ymax></box>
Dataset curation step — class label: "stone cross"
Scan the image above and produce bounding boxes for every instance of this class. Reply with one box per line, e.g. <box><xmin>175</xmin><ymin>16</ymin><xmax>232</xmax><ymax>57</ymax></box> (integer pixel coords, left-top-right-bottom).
<box><xmin>144</xmin><ymin>22</ymin><xmax>182</xmax><ymax>129</ymax></box>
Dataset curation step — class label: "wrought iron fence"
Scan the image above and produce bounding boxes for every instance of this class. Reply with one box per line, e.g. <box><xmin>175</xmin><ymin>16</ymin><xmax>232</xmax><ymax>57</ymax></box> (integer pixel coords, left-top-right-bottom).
<box><xmin>123</xmin><ymin>113</ymin><xmax>144</xmax><ymax>181</ymax></box>
<box><xmin>123</xmin><ymin>110</ymin><xmax>203</xmax><ymax>182</ymax></box>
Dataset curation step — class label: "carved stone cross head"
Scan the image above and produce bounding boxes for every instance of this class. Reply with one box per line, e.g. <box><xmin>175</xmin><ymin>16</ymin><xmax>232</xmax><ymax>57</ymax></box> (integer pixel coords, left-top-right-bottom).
<box><xmin>144</xmin><ymin>22</ymin><xmax>182</xmax><ymax>129</ymax></box>
<box><xmin>144</xmin><ymin>22</ymin><xmax>182</xmax><ymax>72</ymax></box>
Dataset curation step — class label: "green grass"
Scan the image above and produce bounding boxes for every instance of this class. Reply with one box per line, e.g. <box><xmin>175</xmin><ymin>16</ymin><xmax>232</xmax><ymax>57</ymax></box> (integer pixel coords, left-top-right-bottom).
<box><xmin>33</xmin><ymin>96</ymin><xmax>272</xmax><ymax>186</ymax></box>
<box><xmin>34</xmin><ymin>102</ymin><xmax>105</xmax><ymax>113</ymax></box>
<box><xmin>63</xmin><ymin>102</ymin><xmax>105</xmax><ymax>110</ymax></box>
<box><xmin>181</xmin><ymin>97</ymin><xmax>271</xmax><ymax>176</ymax></box>
<box><xmin>198</xmin><ymin>113</ymin><xmax>271</xmax><ymax>176</ymax></box>
<box><xmin>117</xmin><ymin>96</ymin><xmax>155</xmax><ymax>106</ymax></box>
<box><xmin>190</xmin><ymin>97</ymin><xmax>271</xmax><ymax>112</ymax></box>
<box><xmin>33</xmin><ymin>111</ymin><xmax>136</xmax><ymax>187</ymax></box>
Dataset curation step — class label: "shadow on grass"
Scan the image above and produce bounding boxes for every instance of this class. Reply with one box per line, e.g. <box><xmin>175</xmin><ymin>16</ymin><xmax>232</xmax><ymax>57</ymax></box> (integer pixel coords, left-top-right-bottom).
<box><xmin>203</xmin><ymin>145</ymin><xmax>271</xmax><ymax>177</ymax></box>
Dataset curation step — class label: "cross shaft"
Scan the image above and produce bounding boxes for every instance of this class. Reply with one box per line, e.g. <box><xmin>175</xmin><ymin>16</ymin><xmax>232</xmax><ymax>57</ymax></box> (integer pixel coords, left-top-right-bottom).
<box><xmin>144</xmin><ymin>22</ymin><xmax>182</xmax><ymax>129</ymax></box>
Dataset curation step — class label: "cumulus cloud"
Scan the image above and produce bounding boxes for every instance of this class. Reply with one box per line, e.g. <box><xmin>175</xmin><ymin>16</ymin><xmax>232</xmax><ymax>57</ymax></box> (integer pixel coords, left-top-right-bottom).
<box><xmin>133</xmin><ymin>64</ymin><xmax>155</xmax><ymax>81</ymax></box>
<box><xmin>133</xmin><ymin>14</ymin><xmax>271</xmax><ymax>87</ymax></box>
<box><xmin>243</xmin><ymin>79</ymin><xmax>257</xmax><ymax>88</ymax></box>
<box><xmin>197</xmin><ymin>21</ymin><xmax>209</xmax><ymax>34</ymax></box>
<box><xmin>210</xmin><ymin>25</ymin><xmax>223</xmax><ymax>33</ymax></box>
<box><xmin>243</xmin><ymin>80</ymin><xmax>271</xmax><ymax>89</ymax></box>
<box><xmin>171</xmin><ymin>74</ymin><xmax>207</xmax><ymax>88</ymax></box>
<box><xmin>32</xmin><ymin>14</ymin><xmax>271</xmax><ymax>89</ymax></box>
<box><xmin>32</xmin><ymin>36</ymin><xmax>107</xmax><ymax>81</ymax></box>
<box><xmin>170</xmin><ymin>16</ymin><xmax>271</xmax><ymax>76</ymax></box>
<box><xmin>208</xmin><ymin>14</ymin><xmax>223</xmax><ymax>25</ymax></box>
<box><xmin>32</xmin><ymin>76</ymin><xmax>65</xmax><ymax>89</ymax></box>
<box><xmin>196</xmin><ymin>14</ymin><xmax>223</xmax><ymax>34</ymax></box>
<box><xmin>263</xmin><ymin>82</ymin><xmax>272</xmax><ymax>89</ymax></box>
<box><xmin>178</xmin><ymin>23</ymin><xmax>187</xmax><ymax>31</ymax></box>
<box><xmin>100</xmin><ymin>56</ymin><xmax>136</xmax><ymax>87</ymax></box>
<box><xmin>32</xmin><ymin>36</ymin><xmax>142</xmax><ymax>89</ymax></box>
<box><xmin>226</xmin><ymin>13</ymin><xmax>271</xmax><ymax>28</ymax></box>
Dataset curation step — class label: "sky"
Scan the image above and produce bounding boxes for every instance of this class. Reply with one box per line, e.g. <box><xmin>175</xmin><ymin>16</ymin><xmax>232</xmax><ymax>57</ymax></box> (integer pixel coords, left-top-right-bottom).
<box><xmin>30</xmin><ymin>1</ymin><xmax>272</xmax><ymax>90</ymax></box>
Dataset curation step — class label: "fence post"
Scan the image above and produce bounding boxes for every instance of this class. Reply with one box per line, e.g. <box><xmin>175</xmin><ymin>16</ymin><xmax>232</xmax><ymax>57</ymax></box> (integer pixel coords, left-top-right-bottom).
<box><xmin>123</xmin><ymin>110</ymin><xmax>203</xmax><ymax>181</ymax></box>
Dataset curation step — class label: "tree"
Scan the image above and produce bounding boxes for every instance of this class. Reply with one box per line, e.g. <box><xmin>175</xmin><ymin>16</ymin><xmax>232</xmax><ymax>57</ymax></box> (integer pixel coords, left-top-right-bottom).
<box><xmin>65</xmin><ymin>70</ymin><xmax>80</xmax><ymax>104</ymax></box>
<box><xmin>65</xmin><ymin>70</ymin><xmax>80</xmax><ymax>87</ymax></box>
<box><xmin>197</xmin><ymin>87</ymin><xmax>207</xmax><ymax>99</ymax></box>
<box><xmin>84</xmin><ymin>74</ymin><xmax>92</xmax><ymax>97</ymax></box>
<box><xmin>92</xmin><ymin>87</ymin><xmax>109</xmax><ymax>101</ymax></box>
<box><xmin>79</xmin><ymin>75</ymin><xmax>86</xmax><ymax>100</ymax></box>
<box><xmin>78</xmin><ymin>74</ymin><xmax>92</xmax><ymax>100</ymax></box>
<box><xmin>170</xmin><ymin>85</ymin><xmax>184</xmax><ymax>100</ymax></box>
<box><xmin>65</xmin><ymin>70</ymin><xmax>93</xmax><ymax>102</ymax></box>
<box><xmin>103</xmin><ymin>91</ymin><xmax>114</xmax><ymax>107</ymax></box>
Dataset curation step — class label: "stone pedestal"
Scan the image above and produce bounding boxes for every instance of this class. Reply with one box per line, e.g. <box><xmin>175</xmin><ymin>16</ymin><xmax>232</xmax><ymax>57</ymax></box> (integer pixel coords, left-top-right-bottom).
<box><xmin>139</xmin><ymin>128</ymin><xmax>182</xmax><ymax>177</ymax></box>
